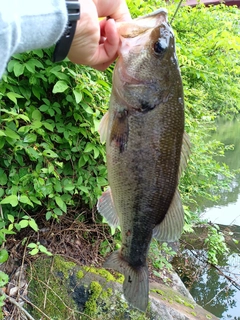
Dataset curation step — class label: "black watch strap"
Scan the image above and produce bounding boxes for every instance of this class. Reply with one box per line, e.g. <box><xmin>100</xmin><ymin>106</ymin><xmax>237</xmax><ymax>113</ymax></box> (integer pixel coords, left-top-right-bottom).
<box><xmin>53</xmin><ymin>1</ymin><xmax>80</xmax><ymax>62</ymax></box>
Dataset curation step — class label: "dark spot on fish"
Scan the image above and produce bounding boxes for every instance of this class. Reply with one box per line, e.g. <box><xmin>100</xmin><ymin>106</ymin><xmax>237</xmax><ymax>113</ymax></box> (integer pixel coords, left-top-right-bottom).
<box><xmin>126</xmin><ymin>229</ymin><xmax>131</xmax><ymax>237</ymax></box>
<box><xmin>110</xmin><ymin>109</ymin><xmax>129</xmax><ymax>153</ymax></box>
<box><xmin>140</xmin><ymin>100</ymin><xmax>156</xmax><ymax>113</ymax></box>
<box><xmin>128</xmin><ymin>276</ymin><xmax>132</xmax><ymax>283</ymax></box>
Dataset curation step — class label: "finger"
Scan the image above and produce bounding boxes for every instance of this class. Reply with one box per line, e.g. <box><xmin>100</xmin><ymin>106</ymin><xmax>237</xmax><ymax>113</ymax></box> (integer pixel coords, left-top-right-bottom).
<box><xmin>94</xmin><ymin>0</ymin><xmax>132</xmax><ymax>22</ymax></box>
<box><xmin>91</xmin><ymin>55</ymin><xmax>117</xmax><ymax>71</ymax></box>
<box><xmin>90</xmin><ymin>19</ymin><xmax>119</xmax><ymax>69</ymax></box>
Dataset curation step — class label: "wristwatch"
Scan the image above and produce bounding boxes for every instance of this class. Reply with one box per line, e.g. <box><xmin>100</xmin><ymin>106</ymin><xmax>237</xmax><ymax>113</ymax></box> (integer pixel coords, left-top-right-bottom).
<box><xmin>53</xmin><ymin>0</ymin><xmax>80</xmax><ymax>62</ymax></box>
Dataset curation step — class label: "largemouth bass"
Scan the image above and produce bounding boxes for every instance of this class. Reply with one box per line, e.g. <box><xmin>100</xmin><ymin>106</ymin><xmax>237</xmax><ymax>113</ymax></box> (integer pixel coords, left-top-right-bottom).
<box><xmin>97</xmin><ymin>8</ymin><xmax>189</xmax><ymax>311</ymax></box>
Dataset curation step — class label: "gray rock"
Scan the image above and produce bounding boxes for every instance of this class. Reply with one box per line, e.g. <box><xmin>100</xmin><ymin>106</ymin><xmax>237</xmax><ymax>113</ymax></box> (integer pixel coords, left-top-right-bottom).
<box><xmin>26</xmin><ymin>256</ymin><xmax>219</xmax><ymax>320</ymax></box>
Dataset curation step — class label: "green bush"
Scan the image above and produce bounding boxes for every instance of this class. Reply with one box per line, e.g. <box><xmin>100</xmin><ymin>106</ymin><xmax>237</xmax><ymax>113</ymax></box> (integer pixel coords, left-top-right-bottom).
<box><xmin>0</xmin><ymin>48</ymin><xmax>110</xmax><ymax>232</ymax></box>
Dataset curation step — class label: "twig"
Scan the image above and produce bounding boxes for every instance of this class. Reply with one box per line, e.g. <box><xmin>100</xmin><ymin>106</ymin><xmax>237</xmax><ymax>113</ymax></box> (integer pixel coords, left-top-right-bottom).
<box><xmin>31</xmin><ymin>276</ymin><xmax>93</xmax><ymax>319</ymax></box>
<box><xmin>43</xmin><ymin>257</ymin><xmax>54</xmax><ymax>309</ymax></box>
<box><xmin>21</xmin><ymin>296</ymin><xmax>52</xmax><ymax>320</ymax></box>
<box><xmin>205</xmin><ymin>283</ymin><xmax>231</xmax><ymax>306</ymax></box>
<box><xmin>180</xmin><ymin>239</ymin><xmax>240</xmax><ymax>290</ymax></box>
<box><xmin>0</xmin><ymin>289</ymin><xmax>35</xmax><ymax>320</ymax></box>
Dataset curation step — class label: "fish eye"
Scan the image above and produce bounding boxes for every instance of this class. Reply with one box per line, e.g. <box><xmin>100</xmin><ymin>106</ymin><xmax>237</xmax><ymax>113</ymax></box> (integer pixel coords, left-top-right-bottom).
<box><xmin>153</xmin><ymin>40</ymin><xmax>166</xmax><ymax>55</ymax></box>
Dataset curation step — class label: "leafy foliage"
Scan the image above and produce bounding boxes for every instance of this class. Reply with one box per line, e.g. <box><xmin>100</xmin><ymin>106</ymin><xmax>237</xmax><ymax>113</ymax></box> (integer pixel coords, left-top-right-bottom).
<box><xmin>204</xmin><ymin>224</ymin><xmax>229</xmax><ymax>265</ymax></box>
<box><xmin>0</xmin><ymin>49</ymin><xmax>110</xmax><ymax>230</ymax></box>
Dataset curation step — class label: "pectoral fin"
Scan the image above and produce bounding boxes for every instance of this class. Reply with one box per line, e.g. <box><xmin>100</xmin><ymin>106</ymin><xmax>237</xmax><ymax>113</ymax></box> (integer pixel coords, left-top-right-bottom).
<box><xmin>153</xmin><ymin>189</ymin><xmax>184</xmax><ymax>241</ymax></box>
<box><xmin>97</xmin><ymin>188</ymin><xmax>119</xmax><ymax>228</ymax></box>
<box><xmin>98</xmin><ymin>111</ymin><xmax>109</xmax><ymax>143</ymax></box>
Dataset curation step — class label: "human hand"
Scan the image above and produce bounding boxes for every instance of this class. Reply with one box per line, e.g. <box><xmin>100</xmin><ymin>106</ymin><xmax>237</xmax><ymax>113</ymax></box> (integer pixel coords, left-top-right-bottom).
<box><xmin>67</xmin><ymin>0</ymin><xmax>131</xmax><ymax>70</ymax></box>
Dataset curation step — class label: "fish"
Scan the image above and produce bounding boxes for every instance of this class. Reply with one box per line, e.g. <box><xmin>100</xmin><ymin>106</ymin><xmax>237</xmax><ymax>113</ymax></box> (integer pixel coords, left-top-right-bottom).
<box><xmin>97</xmin><ymin>8</ymin><xmax>190</xmax><ymax>312</ymax></box>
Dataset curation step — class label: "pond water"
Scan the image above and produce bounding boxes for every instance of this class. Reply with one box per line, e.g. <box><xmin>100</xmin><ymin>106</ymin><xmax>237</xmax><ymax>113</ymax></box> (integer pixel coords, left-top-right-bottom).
<box><xmin>180</xmin><ymin>116</ymin><xmax>240</xmax><ymax>320</ymax></box>
<box><xmin>201</xmin><ymin>116</ymin><xmax>240</xmax><ymax>227</ymax></box>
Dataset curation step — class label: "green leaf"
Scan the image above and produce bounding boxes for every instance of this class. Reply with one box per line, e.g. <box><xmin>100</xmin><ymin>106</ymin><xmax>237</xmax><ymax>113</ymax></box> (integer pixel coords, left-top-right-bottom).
<box><xmin>29</xmin><ymin>219</ymin><xmax>39</xmax><ymax>232</ymax></box>
<box><xmin>4</xmin><ymin>127</ymin><xmax>20</xmax><ymax>140</ymax></box>
<box><xmin>93</xmin><ymin>147</ymin><xmax>99</xmax><ymax>159</ymax></box>
<box><xmin>24</xmin><ymin>133</ymin><xmax>37</xmax><ymax>143</ymax></box>
<box><xmin>27</xmin><ymin>243</ymin><xmax>37</xmax><ymax>249</ymax></box>
<box><xmin>84</xmin><ymin>143</ymin><xmax>94</xmax><ymax>153</ymax></box>
<box><xmin>0</xmin><ymin>195</ymin><xmax>18</xmax><ymax>207</ymax></box>
<box><xmin>31</xmin><ymin>49</ymin><xmax>43</xmax><ymax>58</ymax></box>
<box><xmin>0</xmin><ymin>138</ymin><xmax>5</xmax><ymax>150</ymax></box>
<box><xmin>32</xmin><ymin>109</ymin><xmax>42</xmax><ymax>121</ymax></box>
<box><xmin>42</xmin><ymin>149</ymin><xmax>58</xmax><ymax>158</ymax></box>
<box><xmin>0</xmin><ymin>249</ymin><xmax>9</xmax><ymax>264</ymax></box>
<box><xmin>19</xmin><ymin>219</ymin><xmax>29</xmax><ymax>229</ymax></box>
<box><xmin>29</xmin><ymin>196</ymin><xmax>41</xmax><ymax>205</ymax></box>
<box><xmin>79</xmin><ymin>185</ymin><xmax>89</xmax><ymax>193</ymax></box>
<box><xmin>39</xmin><ymin>104</ymin><xmax>49</xmax><ymax>112</ymax></box>
<box><xmin>7</xmin><ymin>215</ymin><xmax>14</xmax><ymax>223</ymax></box>
<box><xmin>29</xmin><ymin>248</ymin><xmax>39</xmax><ymax>255</ymax></box>
<box><xmin>81</xmin><ymin>102</ymin><xmax>94</xmax><ymax>114</ymax></box>
<box><xmin>13</xmin><ymin>61</ymin><xmax>24</xmax><ymax>77</ymax></box>
<box><xmin>52</xmin><ymin>80</ymin><xmax>69</xmax><ymax>93</ymax></box>
<box><xmin>0</xmin><ymin>189</ymin><xmax>4</xmax><ymax>198</ymax></box>
<box><xmin>38</xmin><ymin>245</ymin><xmax>52</xmax><ymax>256</ymax></box>
<box><xmin>19</xmin><ymin>195</ymin><xmax>34</xmax><ymax>207</ymax></box>
<box><xmin>43</xmin><ymin>122</ymin><xmax>54</xmax><ymax>132</ymax></box>
<box><xmin>73</xmin><ymin>90</ymin><xmax>83</xmax><ymax>104</ymax></box>
<box><xmin>53</xmin><ymin>208</ymin><xmax>63</xmax><ymax>216</ymax></box>
<box><xmin>25</xmin><ymin>60</ymin><xmax>35</xmax><ymax>73</ymax></box>
<box><xmin>0</xmin><ymin>271</ymin><xmax>9</xmax><ymax>287</ymax></box>
<box><xmin>0</xmin><ymin>130</ymin><xmax>6</xmax><ymax>137</ymax></box>
<box><xmin>0</xmin><ymin>169</ymin><xmax>7</xmax><ymax>185</ymax></box>
<box><xmin>46</xmin><ymin>211</ymin><xmax>52</xmax><ymax>221</ymax></box>
<box><xmin>25</xmin><ymin>147</ymin><xmax>40</xmax><ymax>160</ymax></box>
<box><xmin>55</xmin><ymin>196</ymin><xmax>67</xmax><ymax>213</ymax></box>
<box><xmin>30</xmin><ymin>121</ymin><xmax>42</xmax><ymax>130</ymax></box>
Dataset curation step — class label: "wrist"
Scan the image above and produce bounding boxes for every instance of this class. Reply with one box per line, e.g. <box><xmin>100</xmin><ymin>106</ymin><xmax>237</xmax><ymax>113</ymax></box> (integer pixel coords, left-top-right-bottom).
<box><xmin>53</xmin><ymin>0</ymin><xmax>80</xmax><ymax>62</ymax></box>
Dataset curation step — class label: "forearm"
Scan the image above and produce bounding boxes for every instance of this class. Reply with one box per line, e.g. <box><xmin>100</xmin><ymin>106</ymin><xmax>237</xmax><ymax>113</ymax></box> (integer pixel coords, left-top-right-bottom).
<box><xmin>0</xmin><ymin>0</ymin><xmax>68</xmax><ymax>78</ymax></box>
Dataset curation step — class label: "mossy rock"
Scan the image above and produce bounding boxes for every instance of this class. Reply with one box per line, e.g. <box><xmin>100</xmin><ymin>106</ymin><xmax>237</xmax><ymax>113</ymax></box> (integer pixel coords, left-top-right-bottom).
<box><xmin>26</xmin><ymin>255</ymin><xmax>218</xmax><ymax>320</ymax></box>
<box><xmin>26</xmin><ymin>255</ymin><xmax>152</xmax><ymax>319</ymax></box>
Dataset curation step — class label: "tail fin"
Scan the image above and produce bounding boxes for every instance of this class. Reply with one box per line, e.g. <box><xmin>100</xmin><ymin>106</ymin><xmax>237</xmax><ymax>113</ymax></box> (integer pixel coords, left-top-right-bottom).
<box><xmin>103</xmin><ymin>250</ymin><xmax>149</xmax><ymax>312</ymax></box>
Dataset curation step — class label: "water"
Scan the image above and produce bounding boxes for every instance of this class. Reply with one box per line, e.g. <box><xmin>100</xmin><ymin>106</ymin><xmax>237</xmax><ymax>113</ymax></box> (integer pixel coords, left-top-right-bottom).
<box><xmin>201</xmin><ymin>116</ymin><xmax>240</xmax><ymax>226</ymax></box>
<box><xmin>182</xmin><ymin>116</ymin><xmax>240</xmax><ymax>319</ymax></box>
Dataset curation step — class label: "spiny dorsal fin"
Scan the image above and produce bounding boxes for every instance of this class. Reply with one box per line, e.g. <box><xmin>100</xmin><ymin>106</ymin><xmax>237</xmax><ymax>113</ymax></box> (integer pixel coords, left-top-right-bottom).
<box><xmin>97</xmin><ymin>188</ymin><xmax>119</xmax><ymax>228</ymax></box>
<box><xmin>153</xmin><ymin>189</ymin><xmax>184</xmax><ymax>242</ymax></box>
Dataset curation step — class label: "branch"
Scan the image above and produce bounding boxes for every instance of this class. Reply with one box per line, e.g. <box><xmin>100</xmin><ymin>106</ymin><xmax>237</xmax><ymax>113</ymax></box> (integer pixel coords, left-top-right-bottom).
<box><xmin>0</xmin><ymin>289</ymin><xmax>35</xmax><ymax>320</ymax></box>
